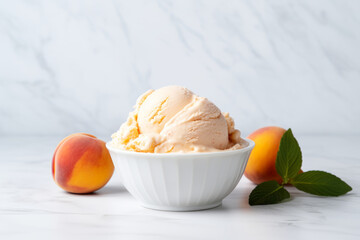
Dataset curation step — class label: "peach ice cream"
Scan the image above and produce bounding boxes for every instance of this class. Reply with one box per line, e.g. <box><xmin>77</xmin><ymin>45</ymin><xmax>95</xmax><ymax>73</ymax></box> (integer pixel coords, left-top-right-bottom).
<box><xmin>110</xmin><ymin>86</ymin><xmax>247</xmax><ymax>153</ymax></box>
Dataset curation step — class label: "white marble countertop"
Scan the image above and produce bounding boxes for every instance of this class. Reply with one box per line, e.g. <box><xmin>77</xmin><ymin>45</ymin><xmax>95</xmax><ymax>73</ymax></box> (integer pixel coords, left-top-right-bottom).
<box><xmin>1</xmin><ymin>135</ymin><xmax>359</xmax><ymax>240</ymax></box>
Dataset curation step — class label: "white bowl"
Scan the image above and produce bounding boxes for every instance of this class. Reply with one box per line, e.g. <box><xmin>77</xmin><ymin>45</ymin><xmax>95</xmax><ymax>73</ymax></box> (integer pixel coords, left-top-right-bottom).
<box><xmin>106</xmin><ymin>139</ymin><xmax>254</xmax><ymax>211</ymax></box>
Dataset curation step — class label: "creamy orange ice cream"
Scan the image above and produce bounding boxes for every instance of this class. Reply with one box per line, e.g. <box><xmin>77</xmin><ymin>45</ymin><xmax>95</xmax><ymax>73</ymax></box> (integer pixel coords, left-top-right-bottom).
<box><xmin>111</xmin><ymin>86</ymin><xmax>248</xmax><ymax>153</ymax></box>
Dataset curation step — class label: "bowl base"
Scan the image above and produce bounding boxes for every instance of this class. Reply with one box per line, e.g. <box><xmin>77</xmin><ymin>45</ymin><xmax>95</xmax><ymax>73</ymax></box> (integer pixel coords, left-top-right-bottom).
<box><xmin>140</xmin><ymin>201</ymin><xmax>222</xmax><ymax>212</ymax></box>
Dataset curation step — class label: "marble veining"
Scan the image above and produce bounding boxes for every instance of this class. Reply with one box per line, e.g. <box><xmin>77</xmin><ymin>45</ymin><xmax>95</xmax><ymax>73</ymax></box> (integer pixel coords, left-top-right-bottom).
<box><xmin>0</xmin><ymin>0</ymin><xmax>360</xmax><ymax>137</ymax></box>
<box><xmin>0</xmin><ymin>136</ymin><xmax>359</xmax><ymax>239</ymax></box>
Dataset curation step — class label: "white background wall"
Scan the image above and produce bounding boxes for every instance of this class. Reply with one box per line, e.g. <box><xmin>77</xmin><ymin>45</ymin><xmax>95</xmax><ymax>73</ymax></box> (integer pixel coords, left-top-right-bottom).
<box><xmin>1</xmin><ymin>0</ymin><xmax>359</xmax><ymax>138</ymax></box>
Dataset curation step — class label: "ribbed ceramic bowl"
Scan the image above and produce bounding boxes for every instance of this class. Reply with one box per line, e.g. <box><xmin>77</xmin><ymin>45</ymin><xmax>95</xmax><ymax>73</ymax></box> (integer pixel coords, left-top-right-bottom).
<box><xmin>106</xmin><ymin>139</ymin><xmax>254</xmax><ymax>211</ymax></box>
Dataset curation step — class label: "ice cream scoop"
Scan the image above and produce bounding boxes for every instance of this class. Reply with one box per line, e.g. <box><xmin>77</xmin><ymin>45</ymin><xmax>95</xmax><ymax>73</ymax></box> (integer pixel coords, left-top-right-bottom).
<box><xmin>111</xmin><ymin>86</ymin><xmax>247</xmax><ymax>153</ymax></box>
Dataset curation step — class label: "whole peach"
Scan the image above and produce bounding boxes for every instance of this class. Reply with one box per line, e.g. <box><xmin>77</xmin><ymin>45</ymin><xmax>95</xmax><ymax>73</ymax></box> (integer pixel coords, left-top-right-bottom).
<box><xmin>52</xmin><ymin>133</ymin><xmax>114</xmax><ymax>193</ymax></box>
<box><xmin>245</xmin><ymin>127</ymin><xmax>286</xmax><ymax>184</ymax></box>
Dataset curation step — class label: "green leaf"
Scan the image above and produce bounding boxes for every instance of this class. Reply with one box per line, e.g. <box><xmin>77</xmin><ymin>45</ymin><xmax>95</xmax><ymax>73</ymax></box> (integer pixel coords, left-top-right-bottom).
<box><xmin>249</xmin><ymin>180</ymin><xmax>290</xmax><ymax>206</ymax></box>
<box><xmin>275</xmin><ymin>128</ymin><xmax>302</xmax><ymax>183</ymax></box>
<box><xmin>291</xmin><ymin>171</ymin><xmax>352</xmax><ymax>196</ymax></box>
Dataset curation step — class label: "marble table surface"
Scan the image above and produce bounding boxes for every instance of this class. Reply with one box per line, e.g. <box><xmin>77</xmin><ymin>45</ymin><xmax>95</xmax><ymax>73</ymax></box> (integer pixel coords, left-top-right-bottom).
<box><xmin>0</xmin><ymin>135</ymin><xmax>359</xmax><ymax>240</ymax></box>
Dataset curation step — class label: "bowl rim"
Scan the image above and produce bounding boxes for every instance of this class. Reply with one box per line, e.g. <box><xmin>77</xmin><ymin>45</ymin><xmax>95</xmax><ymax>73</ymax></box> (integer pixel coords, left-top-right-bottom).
<box><xmin>106</xmin><ymin>138</ymin><xmax>255</xmax><ymax>158</ymax></box>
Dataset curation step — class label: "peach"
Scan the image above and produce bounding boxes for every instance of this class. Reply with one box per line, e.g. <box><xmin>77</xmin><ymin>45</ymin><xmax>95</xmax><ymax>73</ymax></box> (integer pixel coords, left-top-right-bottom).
<box><xmin>52</xmin><ymin>133</ymin><xmax>114</xmax><ymax>193</ymax></box>
<box><xmin>245</xmin><ymin>127</ymin><xmax>286</xmax><ymax>184</ymax></box>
